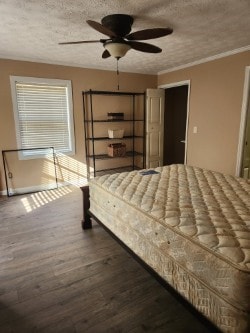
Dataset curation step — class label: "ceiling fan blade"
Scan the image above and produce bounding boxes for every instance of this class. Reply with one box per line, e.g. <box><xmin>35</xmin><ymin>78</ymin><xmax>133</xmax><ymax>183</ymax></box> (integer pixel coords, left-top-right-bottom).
<box><xmin>102</xmin><ymin>50</ymin><xmax>111</xmax><ymax>59</ymax></box>
<box><xmin>128</xmin><ymin>41</ymin><xmax>162</xmax><ymax>53</ymax></box>
<box><xmin>126</xmin><ymin>28</ymin><xmax>173</xmax><ymax>41</ymax></box>
<box><xmin>87</xmin><ymin>20</ymin><xmax>117</xmax><ymax>38</ymax></box>
<box><xmin>59</xmin><ymin>40</ymin><xmax>102</xmax><ymax>45</ymax></box>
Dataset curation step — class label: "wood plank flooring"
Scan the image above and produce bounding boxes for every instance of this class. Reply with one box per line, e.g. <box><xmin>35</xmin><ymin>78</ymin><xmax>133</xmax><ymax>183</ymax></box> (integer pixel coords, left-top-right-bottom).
<box><xmin>0</xmin><ymin>186</ymin><xmax>219</xmax><ymax>333</ymax></box>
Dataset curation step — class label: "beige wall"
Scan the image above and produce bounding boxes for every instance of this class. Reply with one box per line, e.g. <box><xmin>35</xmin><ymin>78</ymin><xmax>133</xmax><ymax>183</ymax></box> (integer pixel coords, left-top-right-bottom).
<box><xmin>1</xmin><ymin>51</ymin><xmax>249</xmax><ymax>192</ymax></box>
<box><xmin>158</xmin><ymin>51</ymin><xmax>250</xmax><ymax>175</ymax></box>
<box><xmin>0</xmin><ymin>59</ymin><xmax>157</xmax><ymax>192</ymax></box>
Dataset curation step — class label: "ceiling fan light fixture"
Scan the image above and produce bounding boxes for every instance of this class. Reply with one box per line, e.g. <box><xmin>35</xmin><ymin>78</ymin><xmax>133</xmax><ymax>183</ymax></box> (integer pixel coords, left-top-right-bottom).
<box><xmin>104</xmin><ymin>42</ymin><xmax>131</xmax><ymax>59</ymax></box>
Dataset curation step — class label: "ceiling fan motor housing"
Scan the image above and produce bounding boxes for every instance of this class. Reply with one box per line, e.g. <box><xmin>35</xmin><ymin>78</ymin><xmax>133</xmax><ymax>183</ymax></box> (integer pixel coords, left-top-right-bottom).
<box><xmin>101</xmin><ymin>14</ymin><xmax>134</xmax><ymax>37</ymax></box>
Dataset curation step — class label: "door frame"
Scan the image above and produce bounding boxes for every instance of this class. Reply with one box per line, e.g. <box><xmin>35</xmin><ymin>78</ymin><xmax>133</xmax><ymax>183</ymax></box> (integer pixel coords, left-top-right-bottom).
<box><xmin>158</xmin><ymin>80</ymin><xmax>191</xmax><ymax>164</ymax></box>
<box><xmin>236</xmin><ymin>66</ymin><xmax>250</xmax><ymax>177</ymax></box>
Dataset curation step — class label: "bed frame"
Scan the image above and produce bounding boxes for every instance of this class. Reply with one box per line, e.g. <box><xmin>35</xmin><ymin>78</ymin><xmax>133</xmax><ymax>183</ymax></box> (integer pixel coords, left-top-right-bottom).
<box><xmin>80</xmin><ymin>185</ymin><xmax>221</xmax><ymax>332</ymax></box>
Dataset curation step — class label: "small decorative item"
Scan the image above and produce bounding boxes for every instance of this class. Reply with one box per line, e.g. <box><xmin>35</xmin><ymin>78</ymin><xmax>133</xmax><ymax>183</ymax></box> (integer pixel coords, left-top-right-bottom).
<box><xmin>108</xmin><ymin>129</ymin><xmax>124</xmax><ymax>138</ymax></box>
<box><xmin>107</xmin><ymin>112</ymin><xmax>124</xmax><ymax>120</ymax></box>
<box><xmin>107</xmin><ymin>143</ymin><xmax>126</xmax><ymax>157</ymax></box>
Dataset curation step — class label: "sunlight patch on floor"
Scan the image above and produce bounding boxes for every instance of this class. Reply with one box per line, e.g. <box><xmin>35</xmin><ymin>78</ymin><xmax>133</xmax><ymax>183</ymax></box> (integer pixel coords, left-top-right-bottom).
<box><xmin>20</xmin><ymin>186</ymin><xmax>74</xmax><ymax>213</ymax></box>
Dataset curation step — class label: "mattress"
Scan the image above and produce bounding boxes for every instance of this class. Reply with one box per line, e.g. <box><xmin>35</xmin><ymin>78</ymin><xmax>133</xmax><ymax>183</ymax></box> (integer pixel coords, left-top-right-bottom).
<box><xmin>88</xmin><ymin>164</ymin><xmax>250</xmax><ymax>333</ymax></box>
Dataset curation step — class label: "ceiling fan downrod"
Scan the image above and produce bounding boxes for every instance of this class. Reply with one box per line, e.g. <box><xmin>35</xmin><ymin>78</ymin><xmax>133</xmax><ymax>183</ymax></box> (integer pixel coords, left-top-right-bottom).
<box><xmin>116</xmin><ymin>58</ymin><xmax>120</xmax><ymax>91</ymax></box>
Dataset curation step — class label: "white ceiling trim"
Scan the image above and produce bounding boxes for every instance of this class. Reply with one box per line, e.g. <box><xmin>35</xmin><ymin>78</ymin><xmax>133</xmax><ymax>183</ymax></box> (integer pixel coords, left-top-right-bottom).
<box><xmin>0</xmin><ymin>54</ymin><xmax>116</xmax><ymax>72</ymax></box>
<box><xmin>0</xmin><ymin>54</ymin><xmax>154</xmax><ymax>75</ymax></box>
<box><xmin>158</xmin><ymin>45</ymin><xmax>250</xmax><ymax>75</ymax></box>
<box><xmin>1</xmin><ymin>44</ymin><xmax>250</xmax><ymax>77</ymax></box>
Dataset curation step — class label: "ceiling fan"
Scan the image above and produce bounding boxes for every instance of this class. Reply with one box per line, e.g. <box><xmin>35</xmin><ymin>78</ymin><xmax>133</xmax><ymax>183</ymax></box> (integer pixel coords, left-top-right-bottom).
<box><xmin>59</xmin><ymin>14</ymin><xmax>173</xmax><ymax>59</ymax></box>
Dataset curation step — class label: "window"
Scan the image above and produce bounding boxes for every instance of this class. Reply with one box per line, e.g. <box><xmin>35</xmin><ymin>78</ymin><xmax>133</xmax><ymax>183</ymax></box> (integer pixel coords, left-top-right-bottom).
<box><xmin>10</xmin><ymin>76</ymin><xmax>75</xmax><ymax>158</ymax></box>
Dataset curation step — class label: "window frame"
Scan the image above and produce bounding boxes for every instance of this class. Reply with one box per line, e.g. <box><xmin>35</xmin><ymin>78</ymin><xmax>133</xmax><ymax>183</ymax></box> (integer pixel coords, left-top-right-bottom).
<box><xmin>10</xmin><ymin>76</ymin><xmax>75</xmax><ymax>159</ymax></box>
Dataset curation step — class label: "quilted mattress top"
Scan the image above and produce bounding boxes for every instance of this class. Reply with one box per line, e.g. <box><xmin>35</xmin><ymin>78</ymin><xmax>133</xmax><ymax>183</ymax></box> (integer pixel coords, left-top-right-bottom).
<box><xmin>91</xmin><ymin>164</ymin><xmax>250</xmax><ymax>270</ymax></box>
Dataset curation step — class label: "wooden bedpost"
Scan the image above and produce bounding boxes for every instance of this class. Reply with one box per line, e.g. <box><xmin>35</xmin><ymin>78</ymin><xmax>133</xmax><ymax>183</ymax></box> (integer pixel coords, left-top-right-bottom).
<box><xmin>80</xmin><ymin>186</ymin><xmax>92</xmax><ymax>229</ymax></box>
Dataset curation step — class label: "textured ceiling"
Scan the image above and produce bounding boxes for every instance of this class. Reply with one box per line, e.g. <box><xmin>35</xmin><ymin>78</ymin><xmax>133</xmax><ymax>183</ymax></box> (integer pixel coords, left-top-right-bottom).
<box><xmin>0</xmin><ymin>0</ymin><xmax>250</xmax><ymax>74</ymax></box>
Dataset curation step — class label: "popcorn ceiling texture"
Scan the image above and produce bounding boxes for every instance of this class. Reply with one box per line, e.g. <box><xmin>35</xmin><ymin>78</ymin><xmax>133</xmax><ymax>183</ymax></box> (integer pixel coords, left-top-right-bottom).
<box><xmin>0</xmin><ymin>0</ymin><xmax>249</xmax><ymax>74</ymax></box>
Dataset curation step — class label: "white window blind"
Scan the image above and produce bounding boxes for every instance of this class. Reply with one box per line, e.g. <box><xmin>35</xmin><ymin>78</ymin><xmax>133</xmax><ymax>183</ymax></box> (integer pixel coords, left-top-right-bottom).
<box><xmin>10</xmin><ymin>77</ymin><xmax>75</xmax><ymax>158</ymax></box>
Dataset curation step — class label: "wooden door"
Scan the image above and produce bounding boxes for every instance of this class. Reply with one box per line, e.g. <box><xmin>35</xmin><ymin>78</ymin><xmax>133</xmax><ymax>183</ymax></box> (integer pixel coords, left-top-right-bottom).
<box><xmin>146</xmin><ymin>89</ymin><xmax>165</xmax><ymax>168</ymax></box>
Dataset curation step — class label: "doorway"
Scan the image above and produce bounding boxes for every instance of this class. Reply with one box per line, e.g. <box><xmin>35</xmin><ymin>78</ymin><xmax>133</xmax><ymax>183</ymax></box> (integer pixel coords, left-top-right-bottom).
<box><xmin>241</xmin><ymin>105</ymin><xmax>250</xmax><ymax>178</ymax></box>
<box><xmin>161</xmin><ymin>82</ymin><xmax>190</xmax><ymax>165</ymax></box>
<box><xmin>236</xmin><ymin>66</ymin><xmax>250</xmax><ymax>178</ymax></box>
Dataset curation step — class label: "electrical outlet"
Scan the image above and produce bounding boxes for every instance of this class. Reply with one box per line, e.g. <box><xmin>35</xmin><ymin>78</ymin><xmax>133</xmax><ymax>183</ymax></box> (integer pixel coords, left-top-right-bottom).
<box><xmin>8</xmin><ymin>172</ymin><xmax>13</xmax><ymax>179</ymax></box>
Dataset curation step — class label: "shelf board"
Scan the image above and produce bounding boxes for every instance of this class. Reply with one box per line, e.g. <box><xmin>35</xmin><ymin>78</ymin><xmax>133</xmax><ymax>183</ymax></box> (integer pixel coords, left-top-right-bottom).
<box><xmin>85</xmin><ymin>119</ymin><xmax>143</xmax><ymax>123</ymax></box>
<box><xmin>87</xmin><ymin>135</ymin><xmax>143</xmax><ymax>141</ymax></box>
<box><xmin>87</xmin><ymin>151</ymin><xmax>143</xmax><ymax>160</ymax></box>
<box><xmin>95</xmin><ymin>166</ymin><xmax>134</xmax><ymax>173</ymax></box>
<box><xmin>84</xmin><ymin>90</ymin><xmax>145</xmax><ymax>96</ymax></box>
<box><xmin>92</xmin><ymin>166</ymin><xmax>142</xmax><ymax>176</ymax></box>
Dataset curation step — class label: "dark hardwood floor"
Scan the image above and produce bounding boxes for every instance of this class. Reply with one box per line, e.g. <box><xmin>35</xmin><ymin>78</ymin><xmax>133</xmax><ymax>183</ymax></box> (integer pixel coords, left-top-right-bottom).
<box><xmin>0</xmin><ymin>186</ymin><xmax>218</xmax><ymax>332</ymax></box>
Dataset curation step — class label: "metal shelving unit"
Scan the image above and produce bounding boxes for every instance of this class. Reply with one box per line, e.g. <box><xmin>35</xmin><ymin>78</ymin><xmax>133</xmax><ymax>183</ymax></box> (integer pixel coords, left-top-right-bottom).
<box><xmin>82</xmin><ymin>90</ymin><xmax>145</xmax><ymax>178</ymax></box>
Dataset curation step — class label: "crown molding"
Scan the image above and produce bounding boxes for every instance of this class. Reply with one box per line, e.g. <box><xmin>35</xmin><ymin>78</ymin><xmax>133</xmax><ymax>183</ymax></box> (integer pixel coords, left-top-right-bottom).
<box><xmin>0</xmin><ymin>54</ymin><xmax>153</xmax><ymax>75</ymax></box>
<box><xmin>1</xmin><ymin>45</ymin><xmax>249</xmax><ymax>77</ymax></box>
<box><xmin>158</xmin><ymin>45</ymin><xmax>250</xmax><ymax>75</ymax></box>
